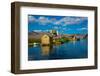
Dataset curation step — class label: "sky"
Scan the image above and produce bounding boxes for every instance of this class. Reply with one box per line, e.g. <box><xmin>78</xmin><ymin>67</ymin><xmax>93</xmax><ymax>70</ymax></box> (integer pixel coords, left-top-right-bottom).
<box><xmin>28</xmin><ymin>15</ymin><xmax>88</xmax><ymax>34</ymax></box>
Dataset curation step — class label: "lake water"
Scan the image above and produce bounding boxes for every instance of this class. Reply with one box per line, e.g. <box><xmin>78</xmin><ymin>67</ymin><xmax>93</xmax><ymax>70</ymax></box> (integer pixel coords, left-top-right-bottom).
<box><xmin>28</xmin><ymin>39</ymin><xmax>88</xmax><ymax>61</ymax></box>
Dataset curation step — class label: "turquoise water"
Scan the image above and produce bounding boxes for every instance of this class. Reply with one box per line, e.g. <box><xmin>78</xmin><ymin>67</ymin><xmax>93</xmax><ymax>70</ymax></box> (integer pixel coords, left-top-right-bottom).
<box><xmin>28</xmin><ymin>39</ymin><xmax>88</xmax><ymax>61</ymax></box>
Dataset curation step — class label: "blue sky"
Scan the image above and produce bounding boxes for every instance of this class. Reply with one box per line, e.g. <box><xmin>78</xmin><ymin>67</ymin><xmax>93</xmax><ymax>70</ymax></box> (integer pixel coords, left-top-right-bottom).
<box><xmin>28</xmin><ymin>15</ymin><xmax>88</xmax><ymax>34</ymax></box>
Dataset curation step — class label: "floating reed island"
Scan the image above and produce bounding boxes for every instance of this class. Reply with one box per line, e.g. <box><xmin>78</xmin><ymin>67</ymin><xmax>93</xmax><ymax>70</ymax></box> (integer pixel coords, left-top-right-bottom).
<box><xmin>28</xmin><ymin>30</ymin><xmax>88</xmax><ymax>46</ymax></box>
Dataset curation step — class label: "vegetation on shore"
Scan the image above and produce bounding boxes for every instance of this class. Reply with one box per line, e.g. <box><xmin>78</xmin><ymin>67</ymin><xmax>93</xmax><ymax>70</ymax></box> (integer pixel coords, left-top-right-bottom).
<box><xmin>28</xmin><ymin>36</ymin><xmax>87</xmax><ymax>46</ymax></box>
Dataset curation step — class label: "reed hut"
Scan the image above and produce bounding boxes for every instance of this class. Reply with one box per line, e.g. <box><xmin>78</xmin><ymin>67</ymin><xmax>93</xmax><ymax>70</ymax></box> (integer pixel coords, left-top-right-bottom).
<box><xmin>41</xmin><ymin>34</ymin><xmax>52</xmax><ymax>46</ymax></box>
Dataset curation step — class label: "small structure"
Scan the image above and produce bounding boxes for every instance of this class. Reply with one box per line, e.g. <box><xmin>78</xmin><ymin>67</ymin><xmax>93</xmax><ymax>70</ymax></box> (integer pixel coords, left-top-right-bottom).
<box><xmin>50</xmin><ymin>30</ymin><xmax>58</xmax><ymax>36</ymax></box>
<box><xmin>72</xmin><ymin>35</ymin><xmax>77</xmax><ymax>40</ymax></box>
<box><xmin>70</xmin><ymin>35</ymin><xmax>77</xmax><ymax>41</ymax></box>
<box><xmin>41</xmin><ymin>34</ymin><xmax>51</xmax><ymax>46</ymax></box>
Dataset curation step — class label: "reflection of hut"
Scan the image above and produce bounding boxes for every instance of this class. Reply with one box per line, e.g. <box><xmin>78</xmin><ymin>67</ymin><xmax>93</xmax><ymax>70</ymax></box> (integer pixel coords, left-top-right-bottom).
<box><xmin>41</xmin><ymin>34</ymin><xmax>52</xmax><ymax>46</ymax></box>
<box><xmin>41</xmin><ymin>46</ymin><xmax>50</xmax><ymax>56</ymax></box>
<box><xmin>41</xmin><ymin>45</ymin><xmax>53</xmax><ymax>56</ymax></box>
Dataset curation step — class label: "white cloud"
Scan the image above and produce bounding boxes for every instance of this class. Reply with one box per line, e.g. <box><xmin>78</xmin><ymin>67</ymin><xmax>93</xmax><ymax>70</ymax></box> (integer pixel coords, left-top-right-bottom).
<box><xmin>77</xmin><ymin>27</ymin><xmax>87</xmax><ymax>31</ymax></box>
<box><xmin>62</xmin><ymin>28</ymin><xmax>66</xmax><ymax>30</ymax></box>
<box><xmin>54</xmin><ymin>26</ymin><xmax>59</xmax><ymax>29</ymax></box>
<box><xmin>33</xmin><ymin>30</ymin><xmax>50</xmax><ymax>32</ymax></box>
<box><xmin>81</xmin><ymin>28</ymin><xmax>87</xmax><ymax>30</ymax></box>
<box><xmin>28</xmin><ymin>15</ymin><xmax>87</xmax><ymax>26</ymax></box>
<box><xmin>38</xmin><ymin>16</ymin><xmax>52</xmax><ymax>25</ymax></box>
<box><xmin>54</xmin><ymin>21</ymin><xmax>61</xmax><ymax>25</ymax></box>
<box><xmin>55</xmin><ymin>17</ymin><xmax>87</xmax><ymax>26</ymax></box>
<box><xmin>33</xmin><ymin>30</ymin><xmax>42</xmax><ymax>32</ymax></box>
<box><xmin>45</xmin><ymin>30</ymin><xmax>49</xmax><ymax>32</ymax></box>
<box><xmin>28</xmin><ymin>15</ymin><xmax>37</xmax><ymax>22</ymax></box>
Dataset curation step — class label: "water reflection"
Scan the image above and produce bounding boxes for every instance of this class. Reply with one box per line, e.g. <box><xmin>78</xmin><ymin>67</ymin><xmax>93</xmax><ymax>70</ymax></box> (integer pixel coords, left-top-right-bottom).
<box><xmin>72</xmin><ymin>40</ymin><xmax>76</xmax><ymax>45</ymax></box>
<box><xmin>28</xmin><ymin>39</ymin><xmax>88</xmax><ymax>61</ymax></box>
<box><xmin>41</xmin><ymin>45</ymin><xmax>51</xmax><ymax>56</ymax></box>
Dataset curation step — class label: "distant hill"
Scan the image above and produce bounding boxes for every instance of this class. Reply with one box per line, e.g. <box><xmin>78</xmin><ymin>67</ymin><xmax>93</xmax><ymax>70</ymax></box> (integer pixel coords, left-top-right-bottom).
<box><xmin>28</xmin><ymin>31</ymin><xmax>52</xmax><ymax>40</ymax></box>
<box><xmin>28</xmin><ymin>31</ymin><xmax>88</xmax><ymax>40</ymax></box>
